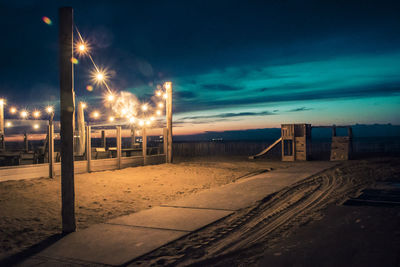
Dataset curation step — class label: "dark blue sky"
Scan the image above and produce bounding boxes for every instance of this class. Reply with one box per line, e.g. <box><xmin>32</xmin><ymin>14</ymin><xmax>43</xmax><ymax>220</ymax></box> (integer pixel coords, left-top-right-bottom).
<box><xmin>1</xmin><ymin>0</ymin><xmax>400</xmax><ymax>134</ymax></box>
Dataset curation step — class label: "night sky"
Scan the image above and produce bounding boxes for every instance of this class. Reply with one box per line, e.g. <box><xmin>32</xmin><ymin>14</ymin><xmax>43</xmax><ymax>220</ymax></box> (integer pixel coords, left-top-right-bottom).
<box><xmin>1</xmin><ymin>0</ymin><xmax>400</xmax><ymax>135</ymax></box>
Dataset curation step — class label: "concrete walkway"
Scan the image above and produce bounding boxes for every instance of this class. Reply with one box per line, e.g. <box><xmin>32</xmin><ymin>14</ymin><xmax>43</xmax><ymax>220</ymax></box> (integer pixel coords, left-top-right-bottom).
<box><xmin>19</xmin><ymin>161</ymin><xmax>337</xmax><ymax>266</ymax></box>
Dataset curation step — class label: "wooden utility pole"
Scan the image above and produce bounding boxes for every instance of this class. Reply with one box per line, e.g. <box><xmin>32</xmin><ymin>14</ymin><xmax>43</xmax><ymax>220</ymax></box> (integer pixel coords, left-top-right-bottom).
<box><xmin>59</xmin><ymin>7</ymin><xmax>76</xmax><ymax>233</ymax></box>
<box><xmin>165</xmin><ymin>82</ymin><xmax>173</xmax><ymax>163</ymax></box>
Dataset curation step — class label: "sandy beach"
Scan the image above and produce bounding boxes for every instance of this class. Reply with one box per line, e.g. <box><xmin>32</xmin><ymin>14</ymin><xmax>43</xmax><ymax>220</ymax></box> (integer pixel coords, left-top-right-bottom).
<box><xmin>0</xmin><ymin>157</ymin><xmax>288</xmax><ymax>259</ymax></box>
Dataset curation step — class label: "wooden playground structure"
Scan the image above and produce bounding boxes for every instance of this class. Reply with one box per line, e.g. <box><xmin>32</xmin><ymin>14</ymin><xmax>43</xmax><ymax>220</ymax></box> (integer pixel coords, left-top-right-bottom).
<box><xmin>250</xmin><ymin>123</ymin><xmax>353</xmax><ymax>161</ymax></box>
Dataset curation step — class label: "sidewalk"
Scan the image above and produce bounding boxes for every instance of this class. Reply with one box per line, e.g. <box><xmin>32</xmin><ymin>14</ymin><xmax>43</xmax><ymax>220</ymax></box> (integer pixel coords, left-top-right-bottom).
<box><xmin>19</xmin><ymin>161</ymin><xmax>337</xmax><ymax>266</ymax></box>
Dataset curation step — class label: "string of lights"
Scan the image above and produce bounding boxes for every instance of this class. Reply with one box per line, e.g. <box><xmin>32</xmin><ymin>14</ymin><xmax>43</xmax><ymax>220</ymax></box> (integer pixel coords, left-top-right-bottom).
<box><xmin>0</xmin><ymin>24</ymin><xmax>171</xmax><ymax>131</ymax></box>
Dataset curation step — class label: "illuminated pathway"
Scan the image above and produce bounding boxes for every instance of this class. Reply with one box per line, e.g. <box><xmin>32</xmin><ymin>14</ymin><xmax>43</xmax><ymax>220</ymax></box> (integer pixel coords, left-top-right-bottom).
<box><xmin>20</xmin><ymin>161</ymin><xmax>337</xmax><ymax>266</ymax></box>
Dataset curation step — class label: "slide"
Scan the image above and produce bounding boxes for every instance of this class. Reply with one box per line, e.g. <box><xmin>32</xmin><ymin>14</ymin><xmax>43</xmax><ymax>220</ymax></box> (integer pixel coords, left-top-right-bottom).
<box><xmin>249</xmin><ymin>137</ymin><xmax>282</xmax><ymax>159</ymax></box>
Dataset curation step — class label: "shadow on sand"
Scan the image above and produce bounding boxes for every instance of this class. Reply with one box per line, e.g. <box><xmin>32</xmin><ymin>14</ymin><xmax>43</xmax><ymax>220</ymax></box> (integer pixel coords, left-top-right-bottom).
<box><xmin>0</xmin><ymin>233</ymin><xmax>65</xmax><ymax>266</ymax></box>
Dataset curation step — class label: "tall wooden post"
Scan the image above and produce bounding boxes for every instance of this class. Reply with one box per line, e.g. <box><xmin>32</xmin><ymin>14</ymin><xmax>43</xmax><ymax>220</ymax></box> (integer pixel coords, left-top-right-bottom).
<box><xmin>101</xmin><ymin>130</ymin><xmax>106</xmax><ymax>148</ymax></box>
<box><xmin>130</xmin><ymin>126</ymin><xmax>136</xmax><ymax>148</ymax></box>
<box><xmin>48</xmin><ymin>124</ymin><xmax>55</xmax><ymax>178</ymax></box>
<box><xmin>0</xmin><ymin>99</ymin><xmax>4</xmax><ymax>149</ymax></box>
<box><xmin>59</xmin><ymin>7</ymin><xmax>76</xmax><ymax>234</ymax></box>
<box><xmin>163</xmin><ymin>127</ymin><xmax>168</xmax><ymax>156</ymax></box>
<box><xmin>86</xmin><ymin>126</ymin><xmax>91</xmax><ymax>172</ymax></box>
<box><xmin>142</xmin><ymin>127</ymin><xmax>147</xmax><ymax>165</ymax></box>
<box><xmin>24</xmin><ymin>132</ymin><xmax>29</xmax><ymax>152</ymax></box>
<box><xmin>116</xmin><ymin>126</ymin><xmax>121</xmax><ymax>169</ymax></box>
<box><xmin>165</xmin><ymin>82</ymin><xmax>173</xmax><ymax>163</ymax></box>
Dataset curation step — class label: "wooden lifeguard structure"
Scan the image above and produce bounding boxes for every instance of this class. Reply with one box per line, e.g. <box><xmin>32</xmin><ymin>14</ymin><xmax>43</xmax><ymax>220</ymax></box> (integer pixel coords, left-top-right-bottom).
<box><xmin>281</xmin><ymin>123</ymin><xmax>311</xmax><ymax>161</ymax></box>
<box><xmin>330</xmin><ymin>126</ymin><xmax>353</xmax><ymax>161</ymax></box>
<box><xmin>250</xmin><ymin>123</ymin><xmax>352</xmax><ymax>161</ymax></box>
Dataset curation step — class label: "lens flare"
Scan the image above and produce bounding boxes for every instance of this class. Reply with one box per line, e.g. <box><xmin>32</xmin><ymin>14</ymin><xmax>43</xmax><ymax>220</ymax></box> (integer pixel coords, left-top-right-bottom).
<box><xmin>46</xmin><ymin>106</ymin><xmax>54</xmax><ymax>114</ymax></box>
<box><xmin>91</xmin><ymin>111</ymin><xmax>100</xmax><ymax>119</ymax></box>
<box><xmin>86</xmin><ymin>85</ymin><xmax>94</xmax><ymax>91</ymax></box>
<box><xmin>129</xmin><ymin>117</ymin><xmax>135</xmax><ymax>123</ymax></box>
<box><xmin>164</xmin><ymin>82</ymin><xmax>172</xmax><ymax>90</ymax></box>
<box><xmin>91</xmin><ymin>69</ymin><xmax>109</xmax><ymax>85</ymax></box>
<box><xmin>33</xmin><ymin>110</ymin><xmax>41</xmax><ymax>118</ymax></box>
<box><xmin>75</xmin><ymin>40</ymin><xmax>90</xmax><ymax>56</ymax></box>
<box><xmin>10</xmin><ymin>107</ymin><xmax>17</xmax><ymax>114</ymax></box>
<box><xmin>20</xmin><ymin>110</ymin><xmax>28</xmax><ymax>119</ymax></box>
<box><xmin>141</xmin><ymin>104</ymin><xmax>148</xmax><ymax>111</ymax></box>
<box><xmin>71</xmin><ymin>57</ymin><xmax>79</xmax><ymax>64</ymax></box>
<box><xmin>42</xmin><ymin>16</ymin><xmax>52</xmax><ymax>25</ymax></box>
<box><xmin>106</xmin><ymin>93</ymin><xmax>115</xmax><ymax>102</ymax></box>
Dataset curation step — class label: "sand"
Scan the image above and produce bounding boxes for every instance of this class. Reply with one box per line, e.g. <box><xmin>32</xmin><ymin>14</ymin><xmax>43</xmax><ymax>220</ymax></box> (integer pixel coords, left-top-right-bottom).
<box><xmin>0</xmin><ymin>157</ymin><xmax>287</xmax><ymax>258</ymax></box>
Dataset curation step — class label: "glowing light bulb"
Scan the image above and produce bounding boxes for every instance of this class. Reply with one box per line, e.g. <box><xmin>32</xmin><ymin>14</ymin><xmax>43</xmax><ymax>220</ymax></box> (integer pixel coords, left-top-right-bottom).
<box><xmin>145</xmin><ymin>120</ymin><xmax>151</xmax><ymax>126</ymax></box>
<box><xmin>106</xmin><ymin>94</ymin><xmax>115</xmax><ymax>102</ymax></box>
<box><xmin>109</xmin><ymin>116</ymin><xmax>115</xmax><ymax>122</ymax></box>
<box><xmin>163</xmin><ymin>93</ymin><xmax>168</xmax><ymax>99</ymax></box>
<box><xmin>141</xmin><ymin>104</ymin><xmax>148</xmax><ymax>111</ymax></box>
<box><xmin>5</xmin><ymin>121</ymin><xmax>12</xmax><ymax>127</ymax></box>
<box><xmin>139</xmin><ymin>120</ymin><xmax>144</xmax><ymax>126</ymax></box>
<box><xmin>92</xmin><ymin>111</ymin><xmax>100</xmax><ymax>119</ymax></box>
<box><xmin>75</xmin><ymin>40</ymin><xmax>90</xmax><ymax>56</ymax></box>
<box><xmin>33</xmin><ymin>110</ymin><xmax>41</xmax><ymax>118</ymax></box>
<box><xmin>10</xmin><ymin>107</ymin><xmax>17</xmax><ymax>114</ymax></box>
<box><xmin>156</xmin><ymin>90</ymin><xmax>162</xmax><ymax>97</ymax></box>
<box><xmin>158</xmin><ymin>102</ymin><xmax>164</xmax><ymax>108</ymax></box>
<box><xmin>33</xmin><ymin>124</ymin><xmax>40</xmax><ymax>130</ymax></box>
<box><xmin>150</xmin><ymin>116</ymin><xmax>155</xmax><ymax>121</ymax></box>
<box><xmin>156</xmin><ymin>110</ymin><xmax>162</xmax><ymax>116</ymax></box>
<box><xmin>121</xmin><ymin>108</ymin><xmax>128</xmax><ymax>115</ymax></box>
<box><xmin>80</xmin><ymin>102</ymin><xmax>87</xmax><ymax>109</ymax></box>
<box><xmin>20</xmin><ymin>110</ymin><xmax>28</xmax><ymax>119</ymax></box>
<box><xmin>129</xmin><ymin>117</ymin><xmax>135</xmax><ymax>123</ymax></box>
<box><xmin>46</xmin><ymin>106</ymin><xmax>54</xmax><ymax>114</ymax></box>
<box><xmin>96</xmin><ymin>73</ymin><xmax>104</xmax><ymax>81</ymax></box>
<box><xmin>0</xmin><ymin>99</ymin><xmax>4</xmax><ymax>105</ymax></box>
<box><xmin>164</xmin><ymin>81</ymin><xmax>172</xmax><ymax>90</ymax></box>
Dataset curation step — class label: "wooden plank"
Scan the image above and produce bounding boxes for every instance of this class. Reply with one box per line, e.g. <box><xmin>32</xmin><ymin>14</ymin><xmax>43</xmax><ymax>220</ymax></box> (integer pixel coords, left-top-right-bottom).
<box><xmin>121</xmin><ymin>156</ymin><xmax>144</xmax><ymax>168</ymax></box>
<box><xmin>59</xmin><ymin>6</ymin><xmax>76</xmax><ymax>233</ymax></box>
<box><xmin>0</xmin><ymin>164</ymin><xmax>49</xmax><ymax>182</ymax></box>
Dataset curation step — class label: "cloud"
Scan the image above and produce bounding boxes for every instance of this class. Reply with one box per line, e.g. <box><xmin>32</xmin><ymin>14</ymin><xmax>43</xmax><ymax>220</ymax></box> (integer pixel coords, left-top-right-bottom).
<box><xmin>180</xmin><ymin>110</ymin><xmax>275</xmax><ymax>120</ymax></box>
<box><xmin>288</xmin><ymin>107</ymin><xmax>314</xmax><ymax>112</ymax></box>
<box><xmin>174</xmin><ymin>91</ymin><xmax>197</xmax><ymax>99</ymax></box>
<box><xmin>202</xmin><ymin>84</ymin><xmax>241</xmax><ymax>91</ymax></box>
